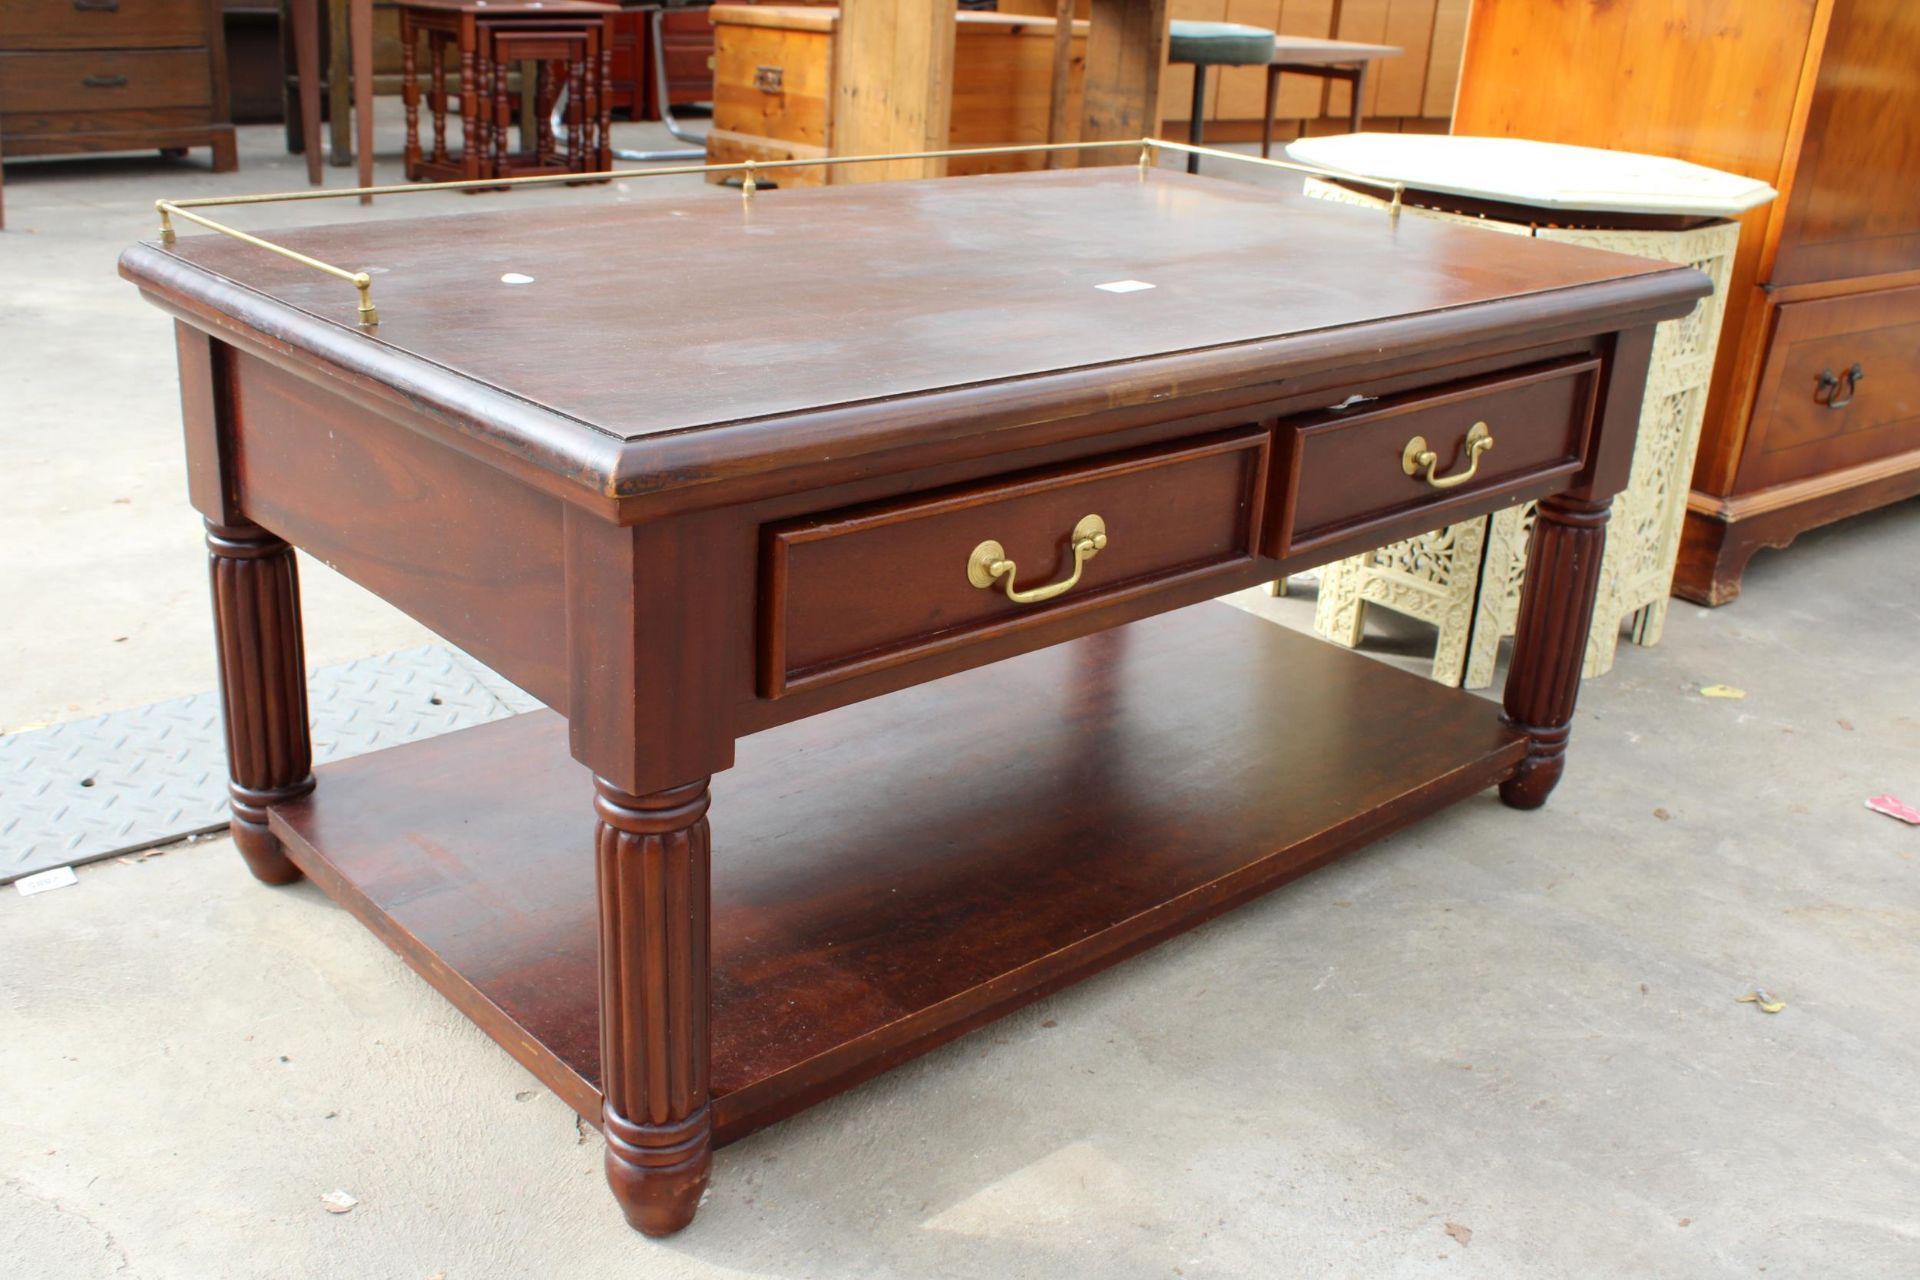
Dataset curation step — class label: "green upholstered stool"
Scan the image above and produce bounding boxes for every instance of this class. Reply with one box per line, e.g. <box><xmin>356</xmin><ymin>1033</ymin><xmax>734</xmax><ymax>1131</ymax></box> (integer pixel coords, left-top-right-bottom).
<box><xmin>1168</xmin><ymin>20</ymin><xmax>1278</xmax><ymax>174</ymax></box>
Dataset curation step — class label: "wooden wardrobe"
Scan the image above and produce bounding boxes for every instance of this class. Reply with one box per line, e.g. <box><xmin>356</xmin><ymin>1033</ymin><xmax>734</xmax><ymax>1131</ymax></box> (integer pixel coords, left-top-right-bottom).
<box><xmin>1455</xmin><ymin>0</ymin><xmax>1920</xmax><ymax>604</ymax></box>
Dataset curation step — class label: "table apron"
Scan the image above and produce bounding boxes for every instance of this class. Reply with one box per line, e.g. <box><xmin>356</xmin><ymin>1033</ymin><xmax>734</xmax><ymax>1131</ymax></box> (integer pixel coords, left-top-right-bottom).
<box><xmin>179</xmin><ymin>322</ymin><xmax>1653</xmax><ymax>792</ymax></box>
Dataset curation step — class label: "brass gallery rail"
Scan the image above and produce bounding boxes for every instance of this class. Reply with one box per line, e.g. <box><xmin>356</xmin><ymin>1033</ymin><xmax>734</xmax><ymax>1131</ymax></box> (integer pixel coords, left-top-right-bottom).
<box><xmin>153</xmin><ymin>137</ymin><xmax>1407</xmax><ymax>328</ymax></box>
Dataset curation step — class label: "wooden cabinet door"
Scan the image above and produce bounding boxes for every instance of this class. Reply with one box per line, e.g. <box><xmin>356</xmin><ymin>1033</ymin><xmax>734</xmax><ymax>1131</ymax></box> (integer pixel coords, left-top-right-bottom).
<box><xmin>1768</xmin><ymin>0</ymin><xmax>1920</xmax><ymax>286</ymax></box>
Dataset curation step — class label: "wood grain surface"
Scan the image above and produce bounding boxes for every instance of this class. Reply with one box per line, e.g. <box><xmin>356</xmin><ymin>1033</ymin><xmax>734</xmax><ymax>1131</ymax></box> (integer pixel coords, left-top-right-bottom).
<box><xmin>128</xmin><ymin>168</ymin><xmax>1691</xmax><ymax>445</ymax></box>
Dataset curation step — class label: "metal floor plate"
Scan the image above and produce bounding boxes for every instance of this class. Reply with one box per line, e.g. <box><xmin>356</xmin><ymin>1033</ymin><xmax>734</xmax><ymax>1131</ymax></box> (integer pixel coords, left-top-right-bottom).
<box><xmin>0</xmin><ymin>646</ymin><xmax>542</xmax><ymax>884</ymax></box>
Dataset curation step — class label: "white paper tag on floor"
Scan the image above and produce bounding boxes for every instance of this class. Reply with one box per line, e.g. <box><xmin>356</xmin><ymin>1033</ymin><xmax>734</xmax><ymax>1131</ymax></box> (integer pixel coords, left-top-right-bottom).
<box><xmin>1095</xmin><ymin>280</ymin><xmax>1155</xmax><ymax>293</ymax></box>
<box><xmin>15</xmin><ymin>866</ymin><xmax>78</xmax><ymax>896</ymax></box>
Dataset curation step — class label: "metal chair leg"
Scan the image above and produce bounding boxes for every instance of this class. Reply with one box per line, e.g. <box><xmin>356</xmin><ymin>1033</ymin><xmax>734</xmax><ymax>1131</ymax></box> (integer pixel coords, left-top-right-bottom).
<box><xmin>1187</xmin><ymin>64</ymin><xmax>1207</xmax><ymax>174</ymax></box>
<box><xmin>608</xmin><ymin>5</ymin><xmax>706</xmax><ymax>164</ymax></box>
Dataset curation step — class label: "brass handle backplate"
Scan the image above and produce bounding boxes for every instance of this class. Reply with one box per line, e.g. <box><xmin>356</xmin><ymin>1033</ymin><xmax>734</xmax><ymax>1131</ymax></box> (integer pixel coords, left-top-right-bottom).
<box><xmin>967</xmin><ymin>514</ymin><xmax>1107</xmax><ymax>605</ymax></box>
<box><xmin>1402</xmin><ymin>420</ymin><xmax>1494</xmax><ymax>490</ymax></box>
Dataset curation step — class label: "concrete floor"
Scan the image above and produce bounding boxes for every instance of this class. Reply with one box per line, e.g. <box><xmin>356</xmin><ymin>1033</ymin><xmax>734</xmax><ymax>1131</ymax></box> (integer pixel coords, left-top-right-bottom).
<box><xmin>4</xmin><ymin>119</ymin><xmax>1920</xmax><ymax>1278</ymax></box>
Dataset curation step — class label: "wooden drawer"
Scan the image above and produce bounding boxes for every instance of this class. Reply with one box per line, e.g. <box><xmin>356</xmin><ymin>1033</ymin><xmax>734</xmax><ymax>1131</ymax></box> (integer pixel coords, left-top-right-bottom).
<box><xmin>0</xmin><ymin>49</ymin><xmax>211</xmax><ymax>113</ymax></box>
<box><xmin>762</xmin><ymin>428</ymin><xmax>1270</xmax><ymax>697</ymax></box>
<box><xmin>1270</xmin><ymin>356</ymin><xmax>1602</xmax><ymax>558</ymax></box>
<box><xmin>0</xmin><ymin>0</ymin><xmax>209</xmax><ymax>51</ymax></box>
<box><xmin>1739</xmin><ymin>284</ymin><xmax>1920</xmax><ymax>491</ymax></box>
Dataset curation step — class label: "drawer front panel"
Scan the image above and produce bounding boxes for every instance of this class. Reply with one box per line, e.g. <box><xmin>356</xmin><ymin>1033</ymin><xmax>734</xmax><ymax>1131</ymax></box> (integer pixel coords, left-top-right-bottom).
<box><xmin>0</xmin><ymin>0</ymin><xmax>208</xmax><ymax>51</ymax></box>
<box><xmin>0</xmin><ymin>49</ymin><xmax>210</xmax><ymax>112</ymax></box>
<box><xmin>1274</xmin><ymin>356</ymin><xmax>1601</xmax><ymax>557</ymax></box>
<box><xmin>764</xmin><ymin>428</ymin><xmax>1269</xmax><ymax>696</ymax></box>
<box><xmin>1740</xmin><ymin>285</ymin><xmax>1920</xmax><ymax>491</ymax></box>
<box><xmin>0</xmin><ymin>104</ymin><xmax>213</xmax><ymax>143</ymax></box>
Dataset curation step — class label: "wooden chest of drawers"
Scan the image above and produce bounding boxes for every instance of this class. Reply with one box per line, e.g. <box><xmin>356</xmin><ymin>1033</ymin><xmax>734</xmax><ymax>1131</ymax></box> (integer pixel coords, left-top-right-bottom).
<box><xmin>1456</xmin><ymin>0</ymin><xmax>1920</xmax><ymax>605</ymax></box>
<box><xmin>0</xmin><ymin>0</ymin><xmax>236</xmax><ymax>179</ymax></box>
<box><xmin>706</xmin><ymin>4</ymin><xmax>1086</xmax><ymax>186</ymax></box>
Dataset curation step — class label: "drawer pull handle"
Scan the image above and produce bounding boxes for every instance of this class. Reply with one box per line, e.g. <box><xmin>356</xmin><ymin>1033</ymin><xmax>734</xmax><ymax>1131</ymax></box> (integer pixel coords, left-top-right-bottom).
<box><xmin>83</xmin><ymin>74</ymin><xmax>130</xmax><ymax>88</ymax></box>
<box><xmin>1815</xmin><ymin>363</ymin><xmax>1864</xmax><ymax>409</ymax></box>
<box><xmin>74</xmin><ymin>0</ymin><xmax>121</xmax><ymax>10</ymax></box>
<box><xmin>967</xmin><ymin>514</ymin><xmax>1107</xmax><ymax>605</ymax></box>
<box><xmin>1402</xmin><ymin>421</ymin><xmax>1494</xmax><ymax>490</ymax></box>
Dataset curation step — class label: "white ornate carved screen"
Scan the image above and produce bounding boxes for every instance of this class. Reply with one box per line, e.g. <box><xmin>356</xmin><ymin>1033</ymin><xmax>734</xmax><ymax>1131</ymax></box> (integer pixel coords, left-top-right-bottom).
<box><xmin>1301</xmin><ymin>180</ymin><xmax>1738</xmax><ymax>687</ymax></box>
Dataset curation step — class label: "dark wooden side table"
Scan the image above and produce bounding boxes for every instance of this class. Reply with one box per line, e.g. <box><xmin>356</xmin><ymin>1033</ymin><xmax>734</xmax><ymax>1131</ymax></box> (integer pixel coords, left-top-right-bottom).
<box><xmin>478</xmin><ymin>21</ymin><xmax>610</xmax><ymax>177</ymax></box>
<box><xmin>397</xmin><ymin>0</ymin><xmax>611</xmax><ymax>181</ymax></box>
<box><xmin>121</xmin><ymin>167</ymin><xmax>1706</xmax><ymax>1237</ymax></box>
<box><xmin>1260</xmin><ymin>34</ymin><xmax>1403</xmax><ymax>153</ymax></box>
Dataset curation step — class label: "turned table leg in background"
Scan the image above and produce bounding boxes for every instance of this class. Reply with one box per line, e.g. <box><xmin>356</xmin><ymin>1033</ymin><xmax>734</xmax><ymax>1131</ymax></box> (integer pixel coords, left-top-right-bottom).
<box><xmin>458</xmin><ymin>32</ymin><xmax>479</xmax><ymax>180</ymax></box>
<box><xmin>351</xmin><ymin>0</ymin><xmax>375</xmax><ymax>202</ymax></box>
<box><xmin>1499</xmin><ymin>493</ymin><xmax>1611</xmax><ymax>809</ymax></box>
<box><xmin>434</xmin><ymin>38</ymin><xmax>452</xmax><ymax>166</ymax></box>
<box><xmin>402</xmin><ymin>14</ymin><xmax>422</xmax><ymax>178</ymax></box>
<box><xmin>206</xmin><ymin>519</ymin><xmax>315</xmax><ymax>884</ymax></box>
<box><xmin>290</xmin><ymin>0</ymin><xmax>324</xmax><ymax>185</ymax></box>
<box><xmin>594</xmin><ymin>776</ymin><xmax>715</xmax><ymax>1237</ymax></box>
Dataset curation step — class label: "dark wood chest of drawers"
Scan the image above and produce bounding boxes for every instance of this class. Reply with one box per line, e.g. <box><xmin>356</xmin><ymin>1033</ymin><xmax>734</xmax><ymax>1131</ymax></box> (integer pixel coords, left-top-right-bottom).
<box><xmin>0</xmin><ymin>0</ymin><xmax>237</xmax><ymax>174</ymax></box>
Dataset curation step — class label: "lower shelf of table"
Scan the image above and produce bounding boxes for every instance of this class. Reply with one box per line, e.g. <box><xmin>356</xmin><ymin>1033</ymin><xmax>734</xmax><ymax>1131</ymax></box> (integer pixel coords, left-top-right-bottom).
<box><xmin>270</xmin><ymin>603</ymin><xmax>1528</xmax><ymax>1145</ymax></box>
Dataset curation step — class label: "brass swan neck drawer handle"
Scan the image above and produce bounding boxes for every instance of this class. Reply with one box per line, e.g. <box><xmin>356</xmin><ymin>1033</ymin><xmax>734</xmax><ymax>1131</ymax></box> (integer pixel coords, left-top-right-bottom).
<box><xmin>967</xmin><ymin>514</ymin><xmax>1107</xmax><ymax>605</ymax></box>
<box><xmin>1402</xmin><ymin>420</ymin><xmax>1494</xmax><ymax>490</ymax></box>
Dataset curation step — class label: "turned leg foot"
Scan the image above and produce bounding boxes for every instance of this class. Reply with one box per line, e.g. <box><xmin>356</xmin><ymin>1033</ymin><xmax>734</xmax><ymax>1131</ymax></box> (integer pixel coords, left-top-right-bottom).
<box><xmin>1497</xmin><ymin>724</ymin><xmax>1568</xmax><ymax>810</ymax></box>
<box><xmin>206</xmin><ymin>520</ymin><xmax>315</xmax><ymax>883</ymax></box>
<box><xmin>604</xmin><ymin>1105</ymin><xmax>711</xmax><ymax>1236</ymax></box>
<box><xmin>228</xmin><ymin>786</ymin><xmax>305</xmax><ymax>884</ymax></box>
<box><xmin>594</xmin><ymin>776</ymin><xmax>714</xmax><ymax>1236</ymax></box>
<box><xmin>1499</xmin><ymin>494</ymin><xmax>1610</xmax><ymax>810</ymax></box>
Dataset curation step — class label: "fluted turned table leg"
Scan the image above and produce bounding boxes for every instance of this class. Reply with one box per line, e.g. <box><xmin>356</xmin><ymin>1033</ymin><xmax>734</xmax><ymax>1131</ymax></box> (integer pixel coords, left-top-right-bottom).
<box><xmin>206</xmin><ymin>520</ymin><xmax>314</xmax><ymax>884</ymax></box>
<box><xmin>594</xmin><ymin>776</ymin><xmax>714</xmax><ymax>1237</ymax></box>
<box><xmin>1499</xmin><ymin>494</ymin><xmax>1611</xmax><ymax>810</ymax></box>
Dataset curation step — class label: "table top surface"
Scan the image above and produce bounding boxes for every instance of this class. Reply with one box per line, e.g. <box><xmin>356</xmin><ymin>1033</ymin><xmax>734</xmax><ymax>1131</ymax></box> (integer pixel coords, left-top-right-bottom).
<box><xmin>1270</xmin><ymin>35</ymin><xmax>1402</xmax><ymax>63</ymax></box>
<box><xmin>1287</xmin><ymin>134</ymin><xmax>1778</xmax><ymax>218</ymax></box>
<box><xmin>130</xmin><ymin>168</ymin><xmax>1697</xmax><ymax>452</ymax></box>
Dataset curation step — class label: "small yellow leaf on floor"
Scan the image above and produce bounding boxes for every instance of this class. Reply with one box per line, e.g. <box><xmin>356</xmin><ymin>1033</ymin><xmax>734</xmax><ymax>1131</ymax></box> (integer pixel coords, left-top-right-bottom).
<box><xmin>1700</xmin><ymin>685</ymin><xmax>1747</xmax><ymax>699</ymax></box>
<box><xmin>1736</xmin><ymin>990</ymin><xmax>1785</xmax><ymax>1014</ymax></box>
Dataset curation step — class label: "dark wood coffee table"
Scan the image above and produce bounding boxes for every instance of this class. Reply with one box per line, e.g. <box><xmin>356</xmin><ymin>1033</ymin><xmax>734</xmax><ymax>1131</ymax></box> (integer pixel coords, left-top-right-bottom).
<box><xmin>121</xmin><ymin>166</ymin><xmax>1706</xmax><ymax>1237</ymax></box>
